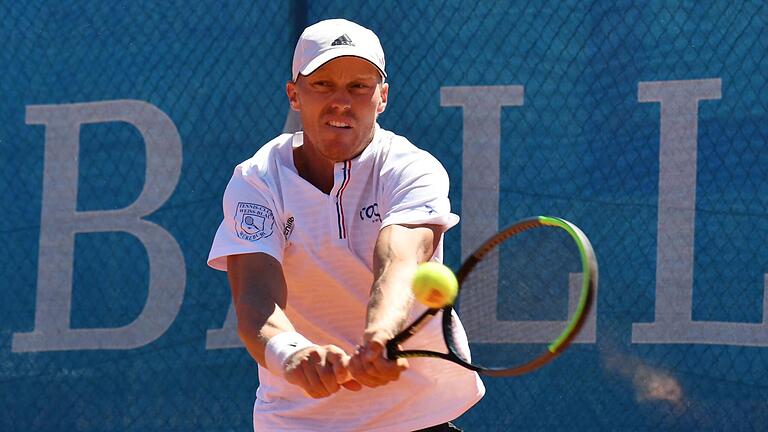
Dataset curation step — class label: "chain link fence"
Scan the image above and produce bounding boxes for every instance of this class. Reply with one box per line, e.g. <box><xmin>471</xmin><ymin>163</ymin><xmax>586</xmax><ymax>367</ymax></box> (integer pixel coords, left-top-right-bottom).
<box><xmin>1</xmin><ymin>1</ymin><xmax>767</xmax><ymax>430</ymax></box>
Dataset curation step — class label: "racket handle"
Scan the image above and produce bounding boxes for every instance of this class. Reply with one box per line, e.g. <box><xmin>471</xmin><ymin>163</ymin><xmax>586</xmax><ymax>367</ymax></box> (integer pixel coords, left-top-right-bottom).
<box><xmin>385</xmin><ymin>341</ymin><xmax>397</xmax><ymax>360</ymax></box>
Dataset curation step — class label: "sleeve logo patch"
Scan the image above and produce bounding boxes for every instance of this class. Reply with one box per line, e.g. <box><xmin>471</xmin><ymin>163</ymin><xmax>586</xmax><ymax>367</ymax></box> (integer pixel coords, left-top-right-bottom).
<box><xmin>234</xmin><ymin>202</ymin><xmax>275</xmax><ymax>241</ymax></box>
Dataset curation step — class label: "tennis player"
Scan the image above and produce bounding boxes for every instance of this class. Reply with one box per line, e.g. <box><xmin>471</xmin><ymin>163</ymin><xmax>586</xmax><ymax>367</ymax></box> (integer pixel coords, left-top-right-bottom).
<box><xmin>208</xmin><ymin>18</ymin><xmax>484</xmax><ymax>431</ymax></box>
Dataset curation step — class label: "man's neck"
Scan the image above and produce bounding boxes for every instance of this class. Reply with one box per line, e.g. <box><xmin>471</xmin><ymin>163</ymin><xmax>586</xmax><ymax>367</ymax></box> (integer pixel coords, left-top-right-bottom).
<box><xmin>293</xmin><ymin>143</ymin><xmax>335</xmax><ymax>195</ymax></box>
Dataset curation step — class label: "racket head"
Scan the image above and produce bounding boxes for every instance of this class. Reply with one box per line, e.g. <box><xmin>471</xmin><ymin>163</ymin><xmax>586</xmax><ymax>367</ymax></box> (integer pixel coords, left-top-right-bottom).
<box><xmin>388</xmin><ymin>216</ymin><xmax>597</xmax><ymax>377</ymax></box>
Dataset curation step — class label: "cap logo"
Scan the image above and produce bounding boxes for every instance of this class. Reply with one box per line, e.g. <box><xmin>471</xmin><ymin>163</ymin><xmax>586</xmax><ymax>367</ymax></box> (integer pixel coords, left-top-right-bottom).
<box><xmin>331</xmin><ymin>34</ymin><xmax>354</xmax><ymax>46</ymax></box>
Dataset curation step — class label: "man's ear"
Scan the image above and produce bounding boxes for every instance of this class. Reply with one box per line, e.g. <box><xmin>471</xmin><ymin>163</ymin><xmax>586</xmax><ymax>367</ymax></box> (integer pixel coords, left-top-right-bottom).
<box><xmin>377</xmin><ymin>82</ymin><xmax>389</xmax><ymax>114</ymax></box>
<box><xmin>286</xmin><ymin>81</ymin><xmax>300</xmax><ymax>111</ymax></box>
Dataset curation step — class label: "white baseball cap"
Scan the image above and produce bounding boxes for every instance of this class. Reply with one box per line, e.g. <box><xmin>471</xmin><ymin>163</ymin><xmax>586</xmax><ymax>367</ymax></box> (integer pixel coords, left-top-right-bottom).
<box><xmin>292</xmin><ymin>19</ymin><xmax>386</xmax><ymax>82</ymax></box>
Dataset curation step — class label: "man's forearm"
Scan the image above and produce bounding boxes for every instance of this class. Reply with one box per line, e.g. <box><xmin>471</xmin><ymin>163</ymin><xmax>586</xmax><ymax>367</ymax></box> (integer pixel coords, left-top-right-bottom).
<box><xmin>365</xmin><ymin>260</ymin><xmax>416</xmax><ymax>339</ymax></box>
<box><xmin>365</xmin><ymin>224</ymin><xmax>441</xmax><ymax>338</ymax></box>
<box><xmin>227</xmin><ymin>253</ymin><xmax>297</xmax><ymax>368</ymax></box>
<box><xmin>235</xmin><ymin>299</ymin><xmax>297</xmax><ymax>367</ymax></box>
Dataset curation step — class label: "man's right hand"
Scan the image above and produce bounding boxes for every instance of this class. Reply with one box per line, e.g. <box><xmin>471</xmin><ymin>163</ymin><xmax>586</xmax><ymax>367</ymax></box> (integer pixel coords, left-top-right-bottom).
<box><xmin>283</xmin><ymin>345</ymin><xmax>363</xmax><ymax>398</ymax></box>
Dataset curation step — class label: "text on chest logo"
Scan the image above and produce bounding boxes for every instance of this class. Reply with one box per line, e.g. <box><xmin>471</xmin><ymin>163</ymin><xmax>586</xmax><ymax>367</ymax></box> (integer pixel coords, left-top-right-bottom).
<box><xmin>360</xmin><ymin>202</ymin><xmax>381</xmax><ymax>223</ymax></box>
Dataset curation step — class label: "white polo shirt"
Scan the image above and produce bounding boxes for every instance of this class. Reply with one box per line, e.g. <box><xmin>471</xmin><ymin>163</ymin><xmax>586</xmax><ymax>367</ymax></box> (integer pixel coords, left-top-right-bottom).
<box><xmin>208</xmin><ymin>125</ymin><xmax>484</xmax><ymax>432</ymax></box>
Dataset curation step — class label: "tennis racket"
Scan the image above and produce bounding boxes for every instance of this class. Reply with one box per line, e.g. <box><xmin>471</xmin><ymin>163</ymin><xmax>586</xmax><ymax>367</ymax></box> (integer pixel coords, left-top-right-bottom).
<box><xmin>386</xmin><ymin>216</ymin><xmax>597</xmax><ymax>377</ymax></box>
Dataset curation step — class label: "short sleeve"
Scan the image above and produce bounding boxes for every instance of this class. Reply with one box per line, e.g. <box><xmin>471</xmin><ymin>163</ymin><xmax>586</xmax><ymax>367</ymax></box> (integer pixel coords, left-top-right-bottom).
<box><xmin>207</xmin><ymin>168</ymin><xmax>286</xmax><ymax>271</ymax></box>
<box><xmin>380</xmin><ymin>150</ymin><xmax>460</xmax><ymax>230</ymax></box>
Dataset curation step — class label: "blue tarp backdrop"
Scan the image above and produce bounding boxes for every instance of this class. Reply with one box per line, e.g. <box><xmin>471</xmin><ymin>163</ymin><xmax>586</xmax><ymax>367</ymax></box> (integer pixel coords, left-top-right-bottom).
<box><xmin>2</xmin><ymin>1</ymin><xmax>767</xmax><ymax>430</ymax></box>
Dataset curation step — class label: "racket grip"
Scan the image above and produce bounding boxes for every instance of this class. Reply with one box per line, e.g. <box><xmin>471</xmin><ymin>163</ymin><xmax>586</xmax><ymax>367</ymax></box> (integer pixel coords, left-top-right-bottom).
<box><xmin>384</xmin><ymin>341</ymin><xmax>397</xmax><ymax>360</ymax></box>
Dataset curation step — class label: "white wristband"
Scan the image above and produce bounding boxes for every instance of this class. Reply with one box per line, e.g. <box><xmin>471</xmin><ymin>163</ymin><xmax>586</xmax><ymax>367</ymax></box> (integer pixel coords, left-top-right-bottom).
<box><xmin>264</xmin><ymin>331</ymin><xmax>315</xmax><ymax>375</ymax></box>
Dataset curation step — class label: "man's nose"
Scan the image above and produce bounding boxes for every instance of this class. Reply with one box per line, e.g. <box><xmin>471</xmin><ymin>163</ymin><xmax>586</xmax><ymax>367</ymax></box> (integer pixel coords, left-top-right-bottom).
<box><xmin>329</xmin><ymin>88</ymin><xmax>352</xmax><ymax>110</ymax></box>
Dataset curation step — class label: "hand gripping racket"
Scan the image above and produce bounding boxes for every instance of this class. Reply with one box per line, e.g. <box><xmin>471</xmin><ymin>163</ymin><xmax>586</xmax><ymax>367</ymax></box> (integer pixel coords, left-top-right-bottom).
<box><xmin>386</xmin><ymin>216</ymin><xmax>597</xmax><ymax>377</ymax></box>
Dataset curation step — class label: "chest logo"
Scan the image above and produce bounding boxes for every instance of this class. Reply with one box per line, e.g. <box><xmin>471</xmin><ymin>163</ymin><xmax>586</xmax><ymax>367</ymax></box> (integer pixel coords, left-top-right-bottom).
<box><xmin>235</xmin><ymin>202</ymin><xmax>275</xmax><ymax>241</ymax></box>
<box><xmin>360</xmin><ymin>202</ymin><xmax>382</xmax><ymax>223</ymax></box>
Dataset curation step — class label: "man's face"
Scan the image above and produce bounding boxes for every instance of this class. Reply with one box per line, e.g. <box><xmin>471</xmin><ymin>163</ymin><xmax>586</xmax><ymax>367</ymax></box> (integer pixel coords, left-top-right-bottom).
<box><xmin>287</xmin><ymin>57</ymin><xmax>388</xmax><ymax>162</ymax></box>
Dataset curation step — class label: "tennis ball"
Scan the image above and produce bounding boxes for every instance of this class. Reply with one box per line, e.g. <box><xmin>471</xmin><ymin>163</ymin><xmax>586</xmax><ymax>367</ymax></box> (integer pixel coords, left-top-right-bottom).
<box><xmin>411</xmin><ymin>262</ymin><xmax>458</xmax><ymax>308</ymax></box>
